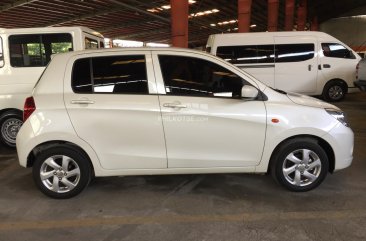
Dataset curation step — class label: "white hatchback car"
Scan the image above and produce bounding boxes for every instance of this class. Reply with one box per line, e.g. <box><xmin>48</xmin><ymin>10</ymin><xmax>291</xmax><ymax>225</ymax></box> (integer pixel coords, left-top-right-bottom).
<box><xmin>16</xmin><ymin>48</ymin><xmax>353</xmax><ymax>199</ymax></box>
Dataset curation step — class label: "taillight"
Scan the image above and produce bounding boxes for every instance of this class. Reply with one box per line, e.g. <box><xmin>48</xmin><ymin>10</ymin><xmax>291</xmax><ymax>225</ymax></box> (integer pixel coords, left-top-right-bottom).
<box><xmin>356</xmin><ymin>63</ymin><xmax>359</xmax><ymax>80</ymax></box>
<box><xmin>23</xmin><ymin>97</ymin><xmax>36</xmax><ymax>122</ymax></box>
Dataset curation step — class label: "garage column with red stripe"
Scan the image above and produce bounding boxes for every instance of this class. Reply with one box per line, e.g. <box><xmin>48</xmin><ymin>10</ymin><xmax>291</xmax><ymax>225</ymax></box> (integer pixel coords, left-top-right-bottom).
<box><xmin>297</xmin><ymin>0</ymin><xmax>307</xmax><ymax>31</ymax></box>
<box><xmin>238</xmin><ymin>0</ymin><xmax>252</xmax><ymax>32</ymax></box>
<box><xmin>285</xmin><ymin>0</ymin><xmax>295</xmax><ymax>31</ymax></box>
<box><xmin>170</xmin><ymin>0</ymin><xmax>189</xmax><ymax>48</ymax></box>
<box><xmin>268</xmin><ymin>0</ymin><xmax>279</xmax><ymax>32</ymax></box>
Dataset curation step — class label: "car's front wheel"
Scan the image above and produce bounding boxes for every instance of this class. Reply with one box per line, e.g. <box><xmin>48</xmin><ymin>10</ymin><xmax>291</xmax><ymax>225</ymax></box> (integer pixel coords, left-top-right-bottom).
<box><xmin>32</xmin><ymin>145</ymin><xmax>92</xmax><ymax>199</ymax></box>
<box><xmin>271</xmin><ymin>138</ymin><xmax>329</xmax><ymax>192</ymax></box>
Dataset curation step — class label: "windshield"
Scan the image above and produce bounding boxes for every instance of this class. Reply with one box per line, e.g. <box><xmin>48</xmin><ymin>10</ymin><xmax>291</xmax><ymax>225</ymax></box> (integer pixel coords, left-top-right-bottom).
<box><xmin>0</xmin><ymin>37</ymin><xmax>4</xmax><ymax>68</ymax></box>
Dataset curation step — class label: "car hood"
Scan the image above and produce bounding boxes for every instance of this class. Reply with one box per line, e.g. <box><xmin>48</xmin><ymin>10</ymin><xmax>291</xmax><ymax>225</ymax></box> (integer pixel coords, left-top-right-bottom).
<box><xmin>287</xmin><ymin>92</ymin><xmax>339</xmax><ymax>110</ymax></box>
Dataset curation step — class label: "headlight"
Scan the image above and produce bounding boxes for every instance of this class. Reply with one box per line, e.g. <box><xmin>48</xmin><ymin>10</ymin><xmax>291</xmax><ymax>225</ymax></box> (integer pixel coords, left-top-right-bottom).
<box><xmin>326</xmin><ymin>109</ymin><xmax>349</xmax><ymax>127</ymax></box>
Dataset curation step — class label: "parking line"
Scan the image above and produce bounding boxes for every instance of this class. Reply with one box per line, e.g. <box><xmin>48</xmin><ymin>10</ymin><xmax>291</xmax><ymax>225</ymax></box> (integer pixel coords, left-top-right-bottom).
<box><xmin>1</xmin><ymin>209</ymin><xmax>366</xmax><ymax>231</ymax></box>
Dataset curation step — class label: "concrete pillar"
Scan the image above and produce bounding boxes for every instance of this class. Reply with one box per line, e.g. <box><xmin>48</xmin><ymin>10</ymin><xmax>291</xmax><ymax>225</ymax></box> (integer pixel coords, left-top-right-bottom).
<box><xmin>311</xmin><ymin>16</ymin><xmax>319</xmax><ymax>31</ymax></box>
<box><xmin>268</xmin><ymin>0</ymin><xmax>279</xmax><ymax>32</ymax></box>
<box><xmin>284</xmin><ymin>0</ymin><xmax>295</xmax><ymax>31</ymax></box>
<box><xmin>170</xmin><ymin>0</ymin><xmax>188</xmax><ymax>48</ymax></box>
<box><xmin>238</xmin><ymin>0</ymin><xmax>252</xmax><ymax>32</ymax></box>
<box><xmin>297</xmin><ymin>0</ymin><xmax>307</xmax><ymax>31</ymax></box>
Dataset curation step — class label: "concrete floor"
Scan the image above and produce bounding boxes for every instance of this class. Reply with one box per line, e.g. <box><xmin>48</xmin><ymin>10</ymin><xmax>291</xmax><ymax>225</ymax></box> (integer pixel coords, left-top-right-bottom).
<box><xmin>1</xmin><ymin>93</ymin><xmax>366</xmax><ymax>241</ymax></box>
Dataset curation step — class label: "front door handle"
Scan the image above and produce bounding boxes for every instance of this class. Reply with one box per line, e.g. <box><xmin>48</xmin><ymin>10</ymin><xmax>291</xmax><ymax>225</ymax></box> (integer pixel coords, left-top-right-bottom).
<box><xmin>323</xmin><ymin>64</ymin><xmax>331</xmax><ymax>68</ymax></box>
<box><xmin>163</xmin><ymin>102</ymin><xmax>187</xmax><ymax>109</ymax></box>
<box><xmin>71</xmin><ymin>99</ymin><xmax>95</xmax><ymax>104</ymax></box>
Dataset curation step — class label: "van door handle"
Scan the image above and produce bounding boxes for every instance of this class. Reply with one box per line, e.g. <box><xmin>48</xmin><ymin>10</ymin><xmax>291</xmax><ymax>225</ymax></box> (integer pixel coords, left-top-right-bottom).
<box><xmin>308</xmin><ymin>64</ymin><xmax>312</xmax><ymax>71</ymax></box>
<box><xmin>163</xmin><ymin>102</ymin><xmax>187</xmax><ymax>109</ymax></box>
<box><xmin>71</xmin><ymin>99</ymin><xmax>95</xmax><ymax>104</ymax></box>
<box><xmin>323</xmin><ymin>64</ymin><xmax>331</xmax><ymax>68</ymax></box>
<box><xmin>318</xmin><ymin>64</ymin><xmax>322</xmax><ymax>70</ymax></box>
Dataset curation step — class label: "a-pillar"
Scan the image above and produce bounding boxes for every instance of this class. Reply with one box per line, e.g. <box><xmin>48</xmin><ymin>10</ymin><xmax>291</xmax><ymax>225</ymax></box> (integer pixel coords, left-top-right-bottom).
<box><xmin>268</xmin><ymin>0</ymin><xmax>279</xmax><ymax>32</ymax></box>
<box><xmin>238</xmin><ymin>0</ymin><xmax>252</xmax><ymax>32</ymax></box>
<box><xmin>170</xmin><ymin>0</ymin><xmax>188</xmax><ymax>48</ymax></box>
<box><xmin>284</xmin><ymin>0</ymin><xmax>295</xmax><ymax>31</ymax></box>
<box><xmin>310</xmin><ymin>16</ymin><xmax>319</xmax><ymax>31</ymax></box>
<box><xmin>297</xmin><ymin>0</ymin><xmax>307</xmax><ymax>31</ymax></box>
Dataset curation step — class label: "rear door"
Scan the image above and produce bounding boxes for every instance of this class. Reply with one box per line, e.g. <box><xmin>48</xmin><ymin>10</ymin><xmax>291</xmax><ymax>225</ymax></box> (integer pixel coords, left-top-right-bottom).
<box><xmin>64</xmin><ymin>51</ymin><xmax>167</xmax><ymax>170</ymax></box>
<box><xmin>274</xmin><ymin>36</ymin><xmax>318</xmax><ymax>94</ymax></box>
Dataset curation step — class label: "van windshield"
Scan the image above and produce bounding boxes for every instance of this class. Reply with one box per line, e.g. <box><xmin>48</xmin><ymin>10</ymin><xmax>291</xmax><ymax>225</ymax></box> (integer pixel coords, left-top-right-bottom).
<box><xmin>0</xmin><ymin>37</ymin><xmax>4</xmax><ymax>68</ymax></box>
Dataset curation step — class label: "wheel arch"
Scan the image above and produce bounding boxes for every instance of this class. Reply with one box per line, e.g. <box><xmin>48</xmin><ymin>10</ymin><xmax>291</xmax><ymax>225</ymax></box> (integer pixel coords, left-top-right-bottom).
<box><xmin>324</xmin><ymin>78</ymin><xmax>348</xmax><ymax>92</ymax></box>
<box><xmin>268</xmin><ymin>134</ymin><xmax>335</xmax><ymax>174</ymax></box>
<box><xmin>0</xmin><ymin>108</ymin><xmax>23</xmax><ymax>117</ymax></box>
<box><xmin>26</xmin><ymin>140</ymin><xmax>95</xmax><ymax>174</ymax></box>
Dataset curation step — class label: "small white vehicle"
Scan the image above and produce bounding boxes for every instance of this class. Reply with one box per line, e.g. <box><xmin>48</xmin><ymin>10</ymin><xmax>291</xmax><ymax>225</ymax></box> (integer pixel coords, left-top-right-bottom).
<box><xmin>0</xmin><ymin>26</ymin><xmax>104</xmax><ymax>147</ymax></box>
<box><xmin>16</xmin><ymin>48</ymin><xmax>353</xmax><ymax>198</ymax></box>
<box><xmin>354</xmin><ymin>58</ymin><xmax>366</xmax><ymax>91</ymax></box>
<box><xmin>207</xmin><ymin>31</ymin><xmax>360</xmax><ymax>102</ymax></box>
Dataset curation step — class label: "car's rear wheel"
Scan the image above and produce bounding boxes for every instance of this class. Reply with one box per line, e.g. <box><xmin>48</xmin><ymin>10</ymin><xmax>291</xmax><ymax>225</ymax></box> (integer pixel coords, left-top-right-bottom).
<box><xmin>32</xmin><ymin>145</ymin><xmax>92</xmax><ymax>199</ymax></box>
<box><xmin>271</xmin><ymin>138</ymin><xmax>329</xmax><ymax>192</ymax></box>
<box><xmin>0</xmin><ymin>111</ymin><xmax>23</xmax><ymax>148</ymax></box>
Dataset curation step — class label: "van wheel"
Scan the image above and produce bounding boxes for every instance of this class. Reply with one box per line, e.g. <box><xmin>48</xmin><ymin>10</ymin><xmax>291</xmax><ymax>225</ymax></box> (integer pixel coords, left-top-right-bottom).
<box><xmin>322</xmin><ymin>81</ymin><xmax>347</xmax><ymax>102</ymax></box>
<box><xmin>32</xmin><ymin>145</ymin><xmax>92</xmax><ymax>199</ymax></box>
<box><xmin>0</xmin><ymin>111</ymin><xmax>23</xmax><ymax>148</ymax></box>
<box><xmin>270</xmin><ymin>138</ymin><xmax>329</xmax><ymax>192</ymax></box>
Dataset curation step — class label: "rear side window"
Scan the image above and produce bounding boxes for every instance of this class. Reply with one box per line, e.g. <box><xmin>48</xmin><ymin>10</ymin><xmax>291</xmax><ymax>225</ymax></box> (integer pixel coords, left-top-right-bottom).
<box><xmin>72</xmin><ymin>55</ymin><xmax>148</xmax><ymax>94</ymax></box>
<box><xmin>322</xmin><ymin>43</ymin><xmax>355</xmax><ymax>59</ymax></box>
<box><xmin>275</xmin><ymin>44</ymin><xmax>314</xmax><ymax>62</ymax></box>
<box><xmin>216</xmin><ymin>45</ymin><xmax>274</xmax><ymax>64</ymax></box>
<box><xmin>85</xmin><ymin>38</ymin><xmax>98</xmax><ymax>49</ymax></box>
<box><xmin>9</xmin><ymin>33</ymin><xmax>72</xmax><ymax>67</ymax></box>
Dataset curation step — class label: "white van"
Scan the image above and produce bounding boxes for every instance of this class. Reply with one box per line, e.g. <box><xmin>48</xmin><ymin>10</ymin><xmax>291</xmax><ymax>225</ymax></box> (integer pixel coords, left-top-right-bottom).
<box><xmin>0</xmin><ymin>26</ymin><xmax>104</xmax><ymax>147</ymax></box>
<box><xmin>207</xmin><ymin>31</ymin><xmax>360</xmax><ymax>102</ymax></box>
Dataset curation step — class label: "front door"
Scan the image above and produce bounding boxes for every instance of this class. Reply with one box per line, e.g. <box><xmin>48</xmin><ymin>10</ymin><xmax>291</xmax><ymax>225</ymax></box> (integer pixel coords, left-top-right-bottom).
<box><xmin>153</xmin><ymin>52</ymin><xmax>267</xmax><ymax>168</ymax></box>
<box><xmin>274</xmin><ymin>36</ymin><xmax>318</xmax><ymax>94</ymax></box>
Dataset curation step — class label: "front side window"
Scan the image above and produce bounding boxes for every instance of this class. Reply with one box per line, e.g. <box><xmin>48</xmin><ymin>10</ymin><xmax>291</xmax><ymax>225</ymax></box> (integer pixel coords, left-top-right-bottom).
<box><xmin>159</xmin><ymin>55</ymin><xmax>246</xmax><ymax>98</ymax></box>
<box><xmin>322</xmin><ymin>43</ymin><xmax>355</xmax><ymax>59</ymax></box>
<box><xmin>275</xmin><ymin>44</ymin><xmax>315</xmax><ymax>63</ymax></box>
<box><xmin>0</xmin><ymin>37</ymin><xmax>4</xmax><ymax>68</ymax></box>
<box><xmin>9</xmin><ymin>33</ymin><xmax>72</xmax><ymax>67</ymax></box>
<box><xmin>72</xmin><ymin>55</ymin><xmax>148</xmax><ymax>94</ymax></box>
<box><xmin>216</xmin><ymin>45</ymin><xmax>274</xmax><ymax>64</ymax></box>
<box><xmin>85</xmin><ymin>38</ymin><xmax>98</xmax><ymax>49</ymax></box>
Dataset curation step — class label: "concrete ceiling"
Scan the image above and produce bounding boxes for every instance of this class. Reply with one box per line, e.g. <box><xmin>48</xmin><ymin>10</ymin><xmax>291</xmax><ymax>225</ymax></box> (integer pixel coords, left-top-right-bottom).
<box><xmin>0</xmin><ymin>0</ymin><xmax>365</xmax><ymax>46</ymax></box>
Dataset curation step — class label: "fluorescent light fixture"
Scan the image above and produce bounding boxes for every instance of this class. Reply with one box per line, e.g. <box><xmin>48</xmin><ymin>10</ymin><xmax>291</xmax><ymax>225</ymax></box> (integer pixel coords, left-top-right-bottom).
<box><xmin>250</xmin><ymin>24</ymin><xmax>257</xmax><ymax>28</ymax></box>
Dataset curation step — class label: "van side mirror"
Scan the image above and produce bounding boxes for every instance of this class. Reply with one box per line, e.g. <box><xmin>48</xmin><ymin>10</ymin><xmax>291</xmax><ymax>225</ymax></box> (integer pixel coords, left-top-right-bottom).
<box><xmin>241</xmin><ymin>85</ymin><xmax>259</xmax><ymax>99</ymax></box>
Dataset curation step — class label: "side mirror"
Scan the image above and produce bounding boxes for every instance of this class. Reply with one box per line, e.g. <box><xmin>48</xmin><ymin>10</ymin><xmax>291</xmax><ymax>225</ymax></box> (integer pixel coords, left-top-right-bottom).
<box><xmin>241</xmin><ymin>85</ymin><xmax>259</xmax><ymax>99</ymax></box>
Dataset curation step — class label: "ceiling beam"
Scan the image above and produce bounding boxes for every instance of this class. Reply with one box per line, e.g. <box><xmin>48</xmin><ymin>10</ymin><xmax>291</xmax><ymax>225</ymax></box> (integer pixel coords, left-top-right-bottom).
<box><xmin>0</xmin><ymin>0</ymin><xmax>38</xmax><ymax>12</ymax></box>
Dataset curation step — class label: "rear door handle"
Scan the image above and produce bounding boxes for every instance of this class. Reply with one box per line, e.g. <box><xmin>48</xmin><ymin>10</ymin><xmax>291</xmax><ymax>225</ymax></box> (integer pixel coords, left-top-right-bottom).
<box><xmin>71</xmin><ymin>99</ymin><xmax>95</xmax><ymax>104</ymax></box>
<box><xmin>308</xmin><ymin>64</ymin><xmax>312</xmax><ymax>71</ymax></box>
<box><xmin>323</xmin><ymin>64</ymin><xmax>331</xmax><ymax>68</ymax></box>
<box><xmin>163</xmin><ymin>102</ymin><xmax>187</xmax><ymax>109</ymax></box>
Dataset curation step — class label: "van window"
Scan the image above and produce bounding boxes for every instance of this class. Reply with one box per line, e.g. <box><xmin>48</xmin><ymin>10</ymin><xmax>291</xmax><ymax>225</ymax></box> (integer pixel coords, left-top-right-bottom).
<box><xmin>322</xmin><ymin>43</ymin><xmax>355</xmax><ymax>59</ymax></box>
<box><xmin>216</xmin><ymin>45</ymin><xmax>274</xmax><ymax>64</ymax></box>
<box><xmin>159</xmin><ymin>55</ymin><xmax>246</xmax><ymax>98</ymax></box>
<box><xmin>85</xmin><ymin>38</ymin><xmax>98</xmax><ymax>49</ymax></box>
<box><xmin>9</xmin><ymin>33</ymin><xmax>72</xmax><ymax>67</ymax></box>
<box><xmin>72</xmin><ymin>55</ymin><xmax>148</xmax><ymax>94</ymax></box>
<box><xmin>275</xmin><ymin>44</ymin><xmax>315</xmax><ymax>63</ymax></box>
<box><xmin>0</xmin><ymin>37</ymin><xmax>4</xmax><ymax>68</ymax></box>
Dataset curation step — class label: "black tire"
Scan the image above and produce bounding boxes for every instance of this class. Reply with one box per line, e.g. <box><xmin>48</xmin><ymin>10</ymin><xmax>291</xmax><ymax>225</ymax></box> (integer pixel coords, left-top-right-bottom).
<box><xmin>32</xmin><ymin>144</ymin><xmax>92</xmax><ymax>199</ymax></box>
<box><xmin>270</xmin><ymin>138</ymin><xmax>329</xmax><ymax>192</ymax></box>
<box><xmin>322</xmin><ymin>81</ymin><xmax>347</xmax><ymax>102</ymax></box>
<box><xmin>0</xmin><ymin>110</ymin><xmax>23</xmax><ymax>148</ymax></box>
